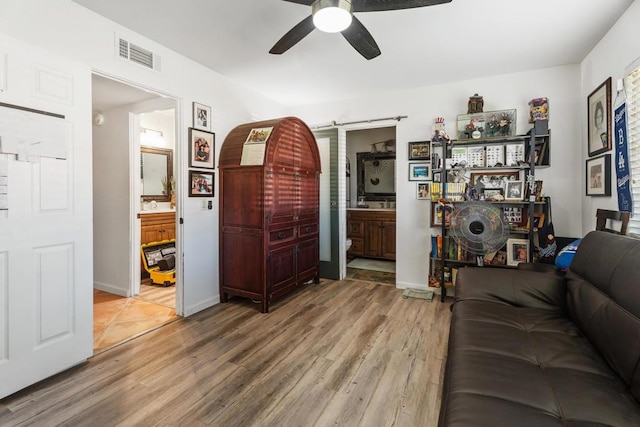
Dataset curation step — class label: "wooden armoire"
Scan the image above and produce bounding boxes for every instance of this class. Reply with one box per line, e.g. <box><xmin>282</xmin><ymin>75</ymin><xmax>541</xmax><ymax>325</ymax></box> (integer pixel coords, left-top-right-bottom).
<box><xmin>218</xmin><ymin>117</ymin><xmax>321</xmax><ymax>313</ymax></box>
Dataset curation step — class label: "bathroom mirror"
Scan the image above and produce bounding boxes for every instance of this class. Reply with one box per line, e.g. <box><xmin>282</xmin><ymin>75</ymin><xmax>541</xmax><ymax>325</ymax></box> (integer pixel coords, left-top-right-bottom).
<box><xmin>357</xmin><ymin>152</ymin><xmax>396</xmax><ymax>201</ymax></box>
<box><xmin>141</xmin><ymin>146</ymin><xmax>173</xmax><ymax>202</ymax></box>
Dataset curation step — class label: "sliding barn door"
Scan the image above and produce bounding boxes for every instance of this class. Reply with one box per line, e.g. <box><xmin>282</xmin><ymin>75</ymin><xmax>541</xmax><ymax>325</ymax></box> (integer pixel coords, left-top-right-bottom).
<box><xmin>0</xmin><ymin>35</ymin><xmax>93</xmax><ymax>399</ymax></box>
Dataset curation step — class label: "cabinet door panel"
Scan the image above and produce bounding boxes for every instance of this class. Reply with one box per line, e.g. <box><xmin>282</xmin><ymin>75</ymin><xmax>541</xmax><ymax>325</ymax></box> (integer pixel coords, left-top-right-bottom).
<box><xmin>348</xmin><ymin>238</ymin><xmax>363</xmax><ymax>257</ymax></box>
<box><xmin>347</xmin><ymin>220</ymin><xmax>364</xmax><ymax>237</ymax></box>
<box><xmin>270</xmin><ymin>171</ymin><xmax>295</xmax><ymax>225</ymax></box>
<box><xmin>381</xmin><ymin>221</ymin><xmax>396</xmax><ymax>260</ymax></box>
<box><xmin>297</xmin><ymin>173</ymin><xmax>319</xmax><ymax>218</ymax></box>
<box><xmin>222</xmin><ymin>233</ymin><xmax>264</xmax><ymax>294</ymax></box>
<box><xmin>223</xmin><ymin>169</ymin><xmax>263</xmax><ymax>228</ymax></box>
<box><xmin>364</xmin><ymin>221</ymin><xmax>382</xmax><ymax>257</ymax></box>
<box><xmin>269</xmin><ymin>246</ymin><xmax>296</xmax><ymax>293</ymax></box>
<box><xmin>297</xmin><ymin>239</ymin><xmax>319</xmax><ymax>279</ymax></box>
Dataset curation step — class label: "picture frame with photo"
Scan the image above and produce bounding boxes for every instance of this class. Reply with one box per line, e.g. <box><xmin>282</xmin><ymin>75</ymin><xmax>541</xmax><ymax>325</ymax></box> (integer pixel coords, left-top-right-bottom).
<box><xmin>587</xmin><ymin>77</ymin><xmax>612</xmax><ymax>157</ymax></box>
<box><xmin>416</xmin><ymin>183</ymin><xmax>430</xmax><ymax>200</ymax></box>
<box><xmin>193</xmin><ymin>102</ymin><xmax>212</xmax><ymax>132</ymax></box>
<box><xmin>526</xmin><ymin>212</ymin><xmax>545</xmax><ymax>231</ymax></box>
<box><xmin>431</xmin><ymin>202</ymin><xmax>453</xmax><ymax>227</ymax></box>
<box><xmin>482</xmin><ymin>188</ymin><xmax>503</xmax><ymax>201</ymax></box>
<box><xmin>409</xmin><ymin>162</ymin><xmax>431</xmax><ymax>181</ymax></box>
<box><xmin>470</xmin><ymin>171</ymin><xmax>519</xmax><ymax>193</ymax></box>
<box><xmin>524</xmin><ymin>180</ymin><xmax>543</xmax><ymax>201</ymax></box>
<box><xmin>506</xmin><ymin>238</ymin><xmax>529</xmax><ymax>266</ymax></box>
<box><xmin>586</xmin><ymin>153</ymin><xmax>611</xmax><ymax>197</ymax></box>
<box><xmin>188</xmin><ymin>170</ymin><xmax>214</xmax><ymax>197</ymax></box>
<box><xmin>408</xmin><ymin>141</ymin><xmax>431</xmax><ymax>160</ymax></box>
<box><xmin>503</xmin><ymin>206</ymin><xmax>526</xmax><ymax>226</ymax></box>
<box><xmin>188</xmin><ymin>128</ymin><xmax>215</xmax><ymax>169</ymax></box>
<box><xmin>505</xmin><ymin>180</ymin><xmax>524</xmax><ymax>201</ymax></box>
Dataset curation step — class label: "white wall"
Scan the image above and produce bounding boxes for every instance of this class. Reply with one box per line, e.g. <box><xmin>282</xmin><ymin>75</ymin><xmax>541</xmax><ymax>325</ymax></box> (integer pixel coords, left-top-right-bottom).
<box><xmin>580</xmin><ymin>0</ymin><xmax>640</xmax><ymax>235</ymax></box>
<box><xmin>0</xmin><ymin>0</ymin><xmax>288</xmax><ymax>316</ymax></box>
<box><xmin>295</xmin><ymin>65</ymin><xmax>582</xmax><ymax>290</ymax></box>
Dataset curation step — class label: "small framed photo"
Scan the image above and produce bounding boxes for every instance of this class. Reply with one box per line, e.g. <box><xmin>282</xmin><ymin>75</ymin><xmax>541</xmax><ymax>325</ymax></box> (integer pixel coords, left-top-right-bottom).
<box><xmin>482</xmin><ymin>188</ymin><xmax>503</xmax><ymax>201</ymax></box>
<box><xmin>587</xmin><ymin>77</ymin><xmax>611</xmax><ymax>157</ymax></box>
<box><xmin>586</xmin><ymin>153</ymin><xmax>611</xmax><ymax>197</ymax></box>
<box><xmin>416</xmin><ymin>183</ymin><xmax>430</xmax><ymax>200</ymax></box>
<box><xmin>527</xmin><ymin>212</ymin><xmax>546</xmax><ymax>230</ymax></box>
<box><xmin>193</xmin><ymin>102</ymin><xmax>211</xmax><ymax>132</ymax></box>
<box><xmin>408</xmin><ymin>141</ymin><xmax>431</xmax><ymax>160</ymax></box>
<box><xmin>409</xmin><ymin>162</ymin><xmax>431</xmax><ymax>181</ymax></box>
<box><xmin>505</xmin><ymin>180</ymin><xmax>524</xmax><ymax>200</ymax></box>
<box><xmin>524</xmin><ymin>180</ymin><xmax>543</xmax><ymax>201</ymax></box>
<box><xmin>431</xmin><ymin>203</ymin><xmax>453</xmax><ymax>227</ymax></box>
<box><xmin>189</xmin><ymin>128</ymin><xmax>215</xmax><ymax>169</ymax></box>
<box><xmin>506</xmin><ymin>238</ymin><xmax>529</xmax><ymax>266</ymax></box>
<box><xmin>189</xmin><ymin>170</ymin><xmax>214</xmax><ymax>197</ymax></box>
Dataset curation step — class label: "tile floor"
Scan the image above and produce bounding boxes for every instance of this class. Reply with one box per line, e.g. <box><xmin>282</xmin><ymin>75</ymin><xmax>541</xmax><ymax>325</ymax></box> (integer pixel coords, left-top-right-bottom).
<box><xmin>93</xmin><ymin>290</ymin><xmax>179</xmax><ymax>354</ymax></box>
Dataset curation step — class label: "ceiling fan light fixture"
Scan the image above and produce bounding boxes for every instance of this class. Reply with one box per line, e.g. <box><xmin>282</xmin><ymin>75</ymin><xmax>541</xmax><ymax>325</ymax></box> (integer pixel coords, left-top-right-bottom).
<box><xmin>312</xmin><ymin>0</ymin><xmax>353</xmax><ymax>33</ymax></box>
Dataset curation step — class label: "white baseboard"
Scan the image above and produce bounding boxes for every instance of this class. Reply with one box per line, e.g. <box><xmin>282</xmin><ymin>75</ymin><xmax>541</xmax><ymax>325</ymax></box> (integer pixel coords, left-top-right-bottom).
<box><xmin>93</xmin><ymin>281</ymin><xmax>130</xmax><ymax>297</ymax></box>
<box><xmin>184</xmin><ymin>295</ymin><xmax>220</xmax><ymax>317</ymax></box>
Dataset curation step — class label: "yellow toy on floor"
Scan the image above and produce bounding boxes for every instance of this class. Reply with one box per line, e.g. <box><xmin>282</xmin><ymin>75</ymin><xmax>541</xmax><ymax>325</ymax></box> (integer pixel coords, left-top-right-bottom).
<box><xmin>141</xmin><ymin>239</ymin><xmax>176</xmax><ymax>287</ymax></box>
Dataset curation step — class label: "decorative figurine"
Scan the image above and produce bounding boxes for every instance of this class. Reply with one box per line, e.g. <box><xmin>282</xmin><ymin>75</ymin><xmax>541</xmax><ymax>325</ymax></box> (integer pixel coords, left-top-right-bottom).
<box><xmin>498</xmin><ymin>112</ymin><xmax>512</xmax><ymax>136</ymax></box>
<box><xmin>431</xmin><ymin>117</ymin><xmax>451</xmax><ymax>142</ymax></box>
<box><xmin>467</xmin><ymin>93</ymin><xmax>484</xmax><ymax>114</ymax></box>
<box><xmin>486</xmin><ymin>114</ymin><xmax>500</xmax><ymax>137</ymax></box>
<box><xmin>528</xmin><ymin>97</ymin><xmax>549</xmax><ymax>122</ymax></box>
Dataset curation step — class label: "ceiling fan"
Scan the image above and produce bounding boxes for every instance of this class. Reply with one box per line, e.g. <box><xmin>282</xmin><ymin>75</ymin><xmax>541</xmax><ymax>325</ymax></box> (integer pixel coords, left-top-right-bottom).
<box><xmin>269</xmin><ymin>0</ymin><xmax>453</xmax><ymax>60</ymax></box>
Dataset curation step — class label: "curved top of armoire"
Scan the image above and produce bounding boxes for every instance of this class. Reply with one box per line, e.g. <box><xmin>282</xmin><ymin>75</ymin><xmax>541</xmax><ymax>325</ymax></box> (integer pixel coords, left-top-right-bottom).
<box><xmin>218</xmin><ymin>116</ymin><xmax>321</xmax><ymax>173</ymax></box>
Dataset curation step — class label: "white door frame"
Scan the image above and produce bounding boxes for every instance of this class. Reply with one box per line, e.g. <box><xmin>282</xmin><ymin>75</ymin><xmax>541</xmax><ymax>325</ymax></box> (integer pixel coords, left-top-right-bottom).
<box><xmin>92</xmin><ymin>71</ymin><xmax>184</xmax><ymax>316</ymax></box>
<box><xmin>339</xmin><ymin>120</ymin><xmax>399</xmax><ymax>279</ymax></box>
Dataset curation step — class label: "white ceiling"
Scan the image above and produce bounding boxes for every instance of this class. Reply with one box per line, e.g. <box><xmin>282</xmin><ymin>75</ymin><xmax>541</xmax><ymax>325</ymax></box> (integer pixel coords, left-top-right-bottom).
<box><xmin>75</xmin><ymin>0</ymin><xmax>634</xmax><ymax>107</ymax></box>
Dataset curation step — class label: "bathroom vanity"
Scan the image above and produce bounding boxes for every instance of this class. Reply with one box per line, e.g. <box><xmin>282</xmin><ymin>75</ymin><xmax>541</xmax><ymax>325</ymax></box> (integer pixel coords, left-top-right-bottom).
<box><xmin>347</xmin><ymin>208</ymin><xmax>396</xmax><ymax>261</ymax></box>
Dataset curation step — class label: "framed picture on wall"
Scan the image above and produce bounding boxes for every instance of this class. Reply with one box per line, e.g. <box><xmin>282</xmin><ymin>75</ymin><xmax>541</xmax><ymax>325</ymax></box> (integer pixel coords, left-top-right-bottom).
<box><xmin>587</xmin><ymin>77</ymin><xmax>612</xmax><ymax>157</ymax></box>
<box><xmin>408</xmin><ymin>141</ymin><xmax>431</xmax><ymax>160</ymax></box>
<box><xmin>409</xmin><ymin>162</ymin><xmax>431</xmax><ymax>181</ymax></box>
<box><xmin>189</xmin><ymin>170</ymin><xmax>214</xmax><ymax>197</ymax></box>
<box><xmin>586</xmin><ymin>153</ymin><xmax>611</xmax><ymax>197</ymax></box>
<box><xmin>416</xmin><ymin>183</ymin><xmax>430</xmax><ymax>199</ymax></box>
<box><xmin>193</xmin><ymin>102</ymin><xmax>212</xmax><ymax>132</ymax></box>
<box><xmin>189</xmin><ymin>128</ymin><xmax>215</xmax><ymax>169</ymax></box>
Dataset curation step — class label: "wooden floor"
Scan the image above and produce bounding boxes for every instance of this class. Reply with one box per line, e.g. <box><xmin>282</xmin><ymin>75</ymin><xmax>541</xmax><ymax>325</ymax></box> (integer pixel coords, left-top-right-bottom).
<box><xmin>0</xmin><ymin>278</ymin><xmax>452</xmax><ymax>427</ymax></box>
<box><xmin>138</xmin><ymin>282</ymin><xmax>176</xmax><ymax>309</ymax></box>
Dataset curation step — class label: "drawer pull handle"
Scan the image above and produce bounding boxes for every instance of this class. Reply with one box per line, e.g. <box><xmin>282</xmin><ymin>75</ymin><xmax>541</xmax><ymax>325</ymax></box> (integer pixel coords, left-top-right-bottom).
<box><xmin>305</xmin><ymin>227</ymin><xmax>311</xmax><ymax>233</ymax></box>
<box><xmin>278</xmin><ymin>231</ymin><xmax>285</xmax><ymax>239</ymax></box>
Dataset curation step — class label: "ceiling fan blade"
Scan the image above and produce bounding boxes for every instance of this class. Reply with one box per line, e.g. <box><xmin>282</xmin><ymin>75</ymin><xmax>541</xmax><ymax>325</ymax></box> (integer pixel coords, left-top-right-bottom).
<box><xmin>269</xmin><ymin>15</ymin><xmax>316</xmax><ymax>55</ymax></box>
<box><xmin>341</xmin><ymin>16</ymin><xmax>381</xmax><ymax>60</ymax></box>
<box><xmin>353</xmin><ymin>0</ymin><xmax>452</xmax><ymax>13</ymax></box>
<box><xmin>281</xmin><ymin>0</ymin><xmax>315</xmax><ymax>5</ymax></box>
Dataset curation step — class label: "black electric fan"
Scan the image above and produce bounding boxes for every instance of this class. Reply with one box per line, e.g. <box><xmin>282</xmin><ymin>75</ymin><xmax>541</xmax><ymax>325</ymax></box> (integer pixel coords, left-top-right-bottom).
<box><xmin>449</xmin><ymin>201</ymin><xmax>510</xmax><ymax>258</ymax></box>
<box><xmin>269</xmin><ymin>0</ymin><xmax>453</xmax><ymax>60</ymax></box>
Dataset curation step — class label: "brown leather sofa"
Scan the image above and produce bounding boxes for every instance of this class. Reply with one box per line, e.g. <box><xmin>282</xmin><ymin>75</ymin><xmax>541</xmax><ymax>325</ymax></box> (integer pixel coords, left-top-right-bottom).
<box><xmin>438</xmin><ymin>231</ymin><xmax>640</xmax><ymax>426</ymax></box>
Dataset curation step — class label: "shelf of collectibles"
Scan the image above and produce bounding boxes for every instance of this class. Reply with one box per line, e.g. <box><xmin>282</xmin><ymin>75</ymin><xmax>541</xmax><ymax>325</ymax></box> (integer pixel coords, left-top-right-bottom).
<box><xmin>428</xmin><ymin>115</ymin><xmax>549</xmax><ymax>303</ymax></box>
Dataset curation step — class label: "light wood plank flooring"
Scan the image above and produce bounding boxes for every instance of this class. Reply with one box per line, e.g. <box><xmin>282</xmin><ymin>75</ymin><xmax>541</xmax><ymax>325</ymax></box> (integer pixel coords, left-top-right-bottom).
<box><xmin>138</xmin><ymin>282</ymin><xmax>176</xmax><ymax>309</ymax></box>
<box><xmin>0</xmin><ymin>278</ymin><xmax>452</xmax><ymax>426</ymax></box>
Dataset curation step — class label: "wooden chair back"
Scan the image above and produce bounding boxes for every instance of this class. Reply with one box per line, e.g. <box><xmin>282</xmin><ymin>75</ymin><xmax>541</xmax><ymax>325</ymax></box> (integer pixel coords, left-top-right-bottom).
<box><xmin>596</xmin><ymin>209</ymin><xmax>630</xmax><ymax>235</ymax></box>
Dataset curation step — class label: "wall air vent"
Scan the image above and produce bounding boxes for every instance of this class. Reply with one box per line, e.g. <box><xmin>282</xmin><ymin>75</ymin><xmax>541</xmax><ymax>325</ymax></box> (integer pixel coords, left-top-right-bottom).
<box><xmin>116</xmin><ymin>37</ymin><xmax>160</xmax><ymax>71</ymax></box>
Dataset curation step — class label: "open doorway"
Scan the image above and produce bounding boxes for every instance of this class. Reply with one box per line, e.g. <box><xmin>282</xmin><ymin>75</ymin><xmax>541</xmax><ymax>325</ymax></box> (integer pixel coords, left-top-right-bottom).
<box><xmin>345</xmin><ymin>126</ymin><xmax>396</xmax><ymax>285</ymax></box>
<box><xmin>91</xmin><ymin>74</ymin><xmax>180</xmax><ymax>353</ymax></box>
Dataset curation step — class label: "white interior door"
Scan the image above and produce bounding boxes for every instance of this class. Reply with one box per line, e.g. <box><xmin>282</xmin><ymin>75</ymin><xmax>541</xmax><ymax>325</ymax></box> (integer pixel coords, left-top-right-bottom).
<box><xmin>0</xmin><ymin>36</ymin><xmax>93</xmax><ymax>399</ymax></box>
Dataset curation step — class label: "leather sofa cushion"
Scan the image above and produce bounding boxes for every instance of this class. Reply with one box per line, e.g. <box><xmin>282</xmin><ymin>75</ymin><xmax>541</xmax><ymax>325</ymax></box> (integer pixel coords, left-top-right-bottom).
<box><xmin>441</xmin><ymin>299</ymin><xmax>640</xmax><ymax>426</ymax></box>
<box><xmin>566</xmin><ymin>231</ymin><xmax>640</xmax><ymax>403</ymax></box>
